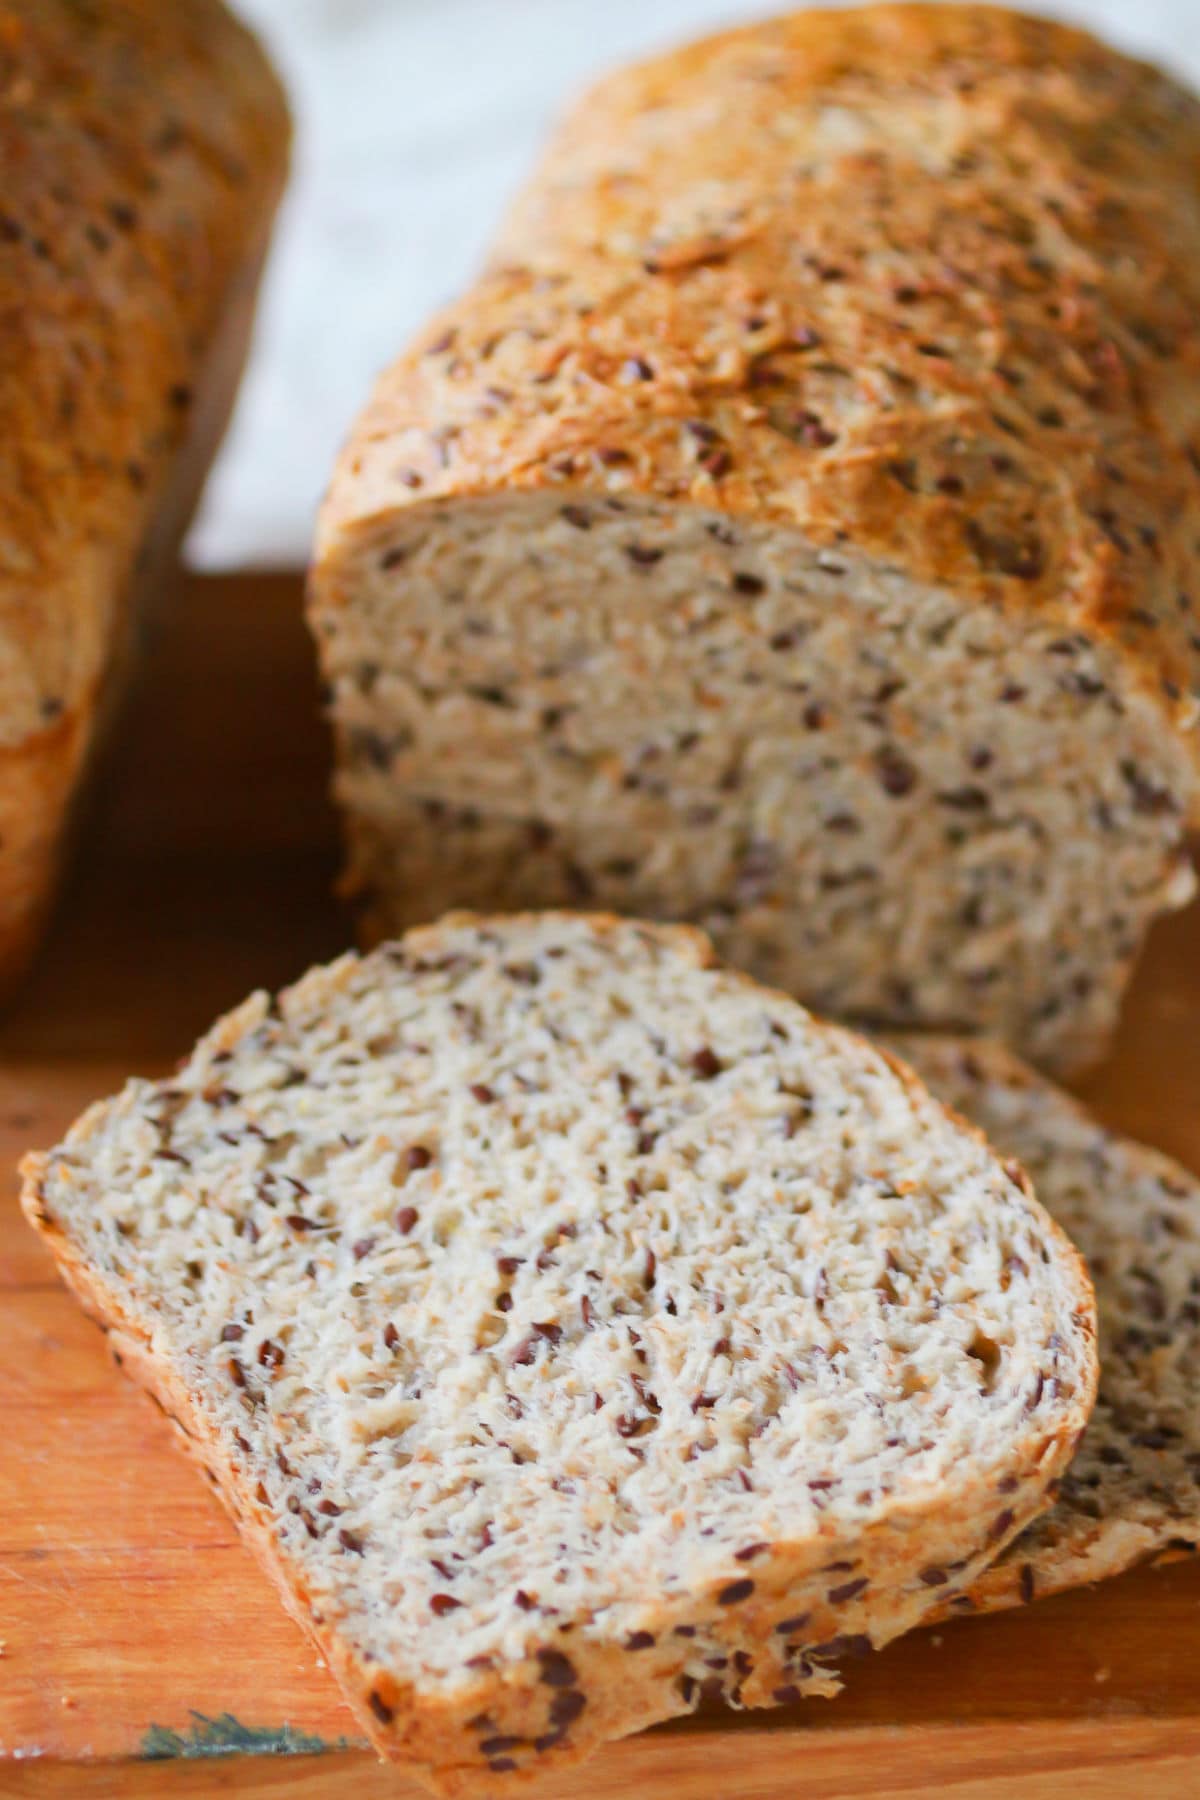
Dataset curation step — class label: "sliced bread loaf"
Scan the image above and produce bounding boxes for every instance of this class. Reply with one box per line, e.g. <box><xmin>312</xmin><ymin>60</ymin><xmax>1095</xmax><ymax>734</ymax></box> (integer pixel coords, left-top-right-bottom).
<box><xmin>891</xmin><ymin>1034</ymin><xmax>1200</xmax><ymax>1612</ymax></box>
<box><xmin>310</xmin><ymin>5</ymin><xmax>1200</xmax><ymax>1075</ymax></box>
<box><xmin>22</xmin><ymin>915</ymin><xmax>1096</xmax><ymax>1795</ymax></box>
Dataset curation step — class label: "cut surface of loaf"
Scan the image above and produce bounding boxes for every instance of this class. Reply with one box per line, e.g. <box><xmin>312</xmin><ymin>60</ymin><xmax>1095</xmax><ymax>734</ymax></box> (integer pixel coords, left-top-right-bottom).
<box><xmin>22</xmin><ymin>914</ymin><xmax>1096</xmax><ymax>1795</ymax></box>
<box><xmin>311</xmin><ymin>3</ymin><xmax>1200</xmax><ymax>1074</ymax></box>
<box><xmin>0</xmin><ymin>0</ymin><xmax>288</xmax><ymax>988</ymax></box>
<box><xmin>891</xmin><ymin>1034</ymin><xmax>1200</xmax><ymax>1612</ymax></box>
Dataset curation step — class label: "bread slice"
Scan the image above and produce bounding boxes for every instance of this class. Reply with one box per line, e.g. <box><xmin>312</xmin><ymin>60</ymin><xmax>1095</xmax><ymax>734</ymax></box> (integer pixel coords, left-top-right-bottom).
<box><xmin>891</xmin><ymin>1034</ymin><xmax>1200</xmax><ymax>1612</ymax></box>
<box><xmin>22</xmin><ymin>914</ymin><xmax>1096</xmax><ymax>1795</ymax></box>
<box><xmin>310</xmin><ymin>5</ymin><xmax>1200</xmax><ymax>1076</ymax></box>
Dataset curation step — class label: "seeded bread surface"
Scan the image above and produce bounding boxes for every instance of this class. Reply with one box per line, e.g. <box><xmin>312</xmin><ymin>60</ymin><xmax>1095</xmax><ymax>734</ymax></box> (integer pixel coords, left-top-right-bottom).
<box><xmin>0</xmin><ymin>0</ymin><xmax>288</xmax><ymax>989</ymax></box>
<box><xmin>311</xmin><ymin>3</ymin><xmax>1200</xmax><ymax>1073</ymax></box>
<box><xmin>22</xmin><ymin>914</ymin><xmax>1096</xmax><ymax>1794</ymax></box>
<box><xmin>891</xmin><ymin>1034</ymin><xmax>1200</xmax><ymax>1612</ymax></box>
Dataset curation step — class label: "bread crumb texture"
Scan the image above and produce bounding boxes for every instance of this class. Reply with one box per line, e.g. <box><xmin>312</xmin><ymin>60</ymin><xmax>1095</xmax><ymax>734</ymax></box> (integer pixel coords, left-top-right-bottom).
<box><xmin>24</xmin><ymin>914</ymin><xmax>1096</xmax><ymax>1794</ymax></box>
<box><xmin>892</xmin><ymin>1033</ymin><xmax>1200</xmax><ymax>1612</ymax></box>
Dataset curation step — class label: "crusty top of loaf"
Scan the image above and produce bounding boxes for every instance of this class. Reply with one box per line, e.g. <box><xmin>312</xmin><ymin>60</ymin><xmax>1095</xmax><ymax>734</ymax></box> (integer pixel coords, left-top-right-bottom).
<box><xmin>0</xmin><ymin>0</ymin><xmax>289</xmax><ymax>745</ymax></box>
<box><xmin>317</xmin><ymin>4</ymin><xmax>1200</xmax><ymax>774</ymax></box>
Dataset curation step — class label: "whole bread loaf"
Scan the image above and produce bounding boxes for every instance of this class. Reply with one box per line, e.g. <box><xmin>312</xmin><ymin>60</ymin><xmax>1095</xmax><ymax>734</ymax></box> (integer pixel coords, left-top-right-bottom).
<box><xmin>0</xmin><ymin>0</ymin><xmax>288</xmax><ymax>988</ymax></box>
<box><xmin>21</xmin><ymin>914</ymin><xmax>1096</xmax><ymax>1795</ymax></box>
<box><xmin>891</xmin><ymin>1034</ymin><xmax>1200</xmax><ymax>1613</ymax></box>
<box><xmin>312</xmin><ymin>2</ymin><xmax>1200</xmax><ymax>1074</ymax></box>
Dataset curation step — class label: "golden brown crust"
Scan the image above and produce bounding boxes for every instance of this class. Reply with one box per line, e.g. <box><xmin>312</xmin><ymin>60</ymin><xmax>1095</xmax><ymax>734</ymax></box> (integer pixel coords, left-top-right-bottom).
<box><xmin>0</xmin><ymin>701</ymin><xmax>89</xmax><ymax>992</ymax></box>
<box><xmin>0</xmin><ymin>0</ymin><xmax>289</xmax><ymax>979</ymax></box>
<box><xmin>316</xmin><ymin>3</ymin><xmax>1200</xmax><ymax>785</ymax></box>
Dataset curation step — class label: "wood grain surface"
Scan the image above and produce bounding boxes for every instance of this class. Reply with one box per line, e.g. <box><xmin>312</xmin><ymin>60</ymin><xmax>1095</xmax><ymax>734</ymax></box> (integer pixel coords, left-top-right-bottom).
<box><xmin>2</xmin><ymin>571</ymin><xmax>1198</xmax><ymax>1799</ymax></box>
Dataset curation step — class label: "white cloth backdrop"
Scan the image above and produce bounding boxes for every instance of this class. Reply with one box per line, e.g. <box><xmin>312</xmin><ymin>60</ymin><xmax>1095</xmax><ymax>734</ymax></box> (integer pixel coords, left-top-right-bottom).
<box><xmin>190</xmin><ymin>0</ymin><xmax>1200</xmax><ymax>569</ymax></box>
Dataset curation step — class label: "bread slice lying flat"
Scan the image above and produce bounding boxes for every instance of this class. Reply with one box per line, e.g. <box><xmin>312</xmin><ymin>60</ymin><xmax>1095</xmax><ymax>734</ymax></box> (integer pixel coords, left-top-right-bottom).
<box><xmin>892</xmin><ymin>1034</ymin><xmax>1200</xmax><ymax>1612</ymax></box>
<box><xmin>22</xmin><ymin>915</ymin><xmax>1096</xmax><ymax>1796</ymax></box>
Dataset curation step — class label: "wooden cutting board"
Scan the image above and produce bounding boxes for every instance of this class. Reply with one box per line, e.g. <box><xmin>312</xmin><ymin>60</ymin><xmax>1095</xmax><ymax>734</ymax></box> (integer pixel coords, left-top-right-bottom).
<box><xmin>3</xmin><ymin>570</ymin><xmax>1200</xmax><ymax>1800</ymax></box>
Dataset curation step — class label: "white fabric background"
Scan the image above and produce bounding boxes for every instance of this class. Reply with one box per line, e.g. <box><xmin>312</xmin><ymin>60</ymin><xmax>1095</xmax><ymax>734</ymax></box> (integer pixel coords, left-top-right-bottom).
<box><xmin>190</xmin><ymin>0</ymin><xmax>1200</xmax><ymax>569</ymax></box>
